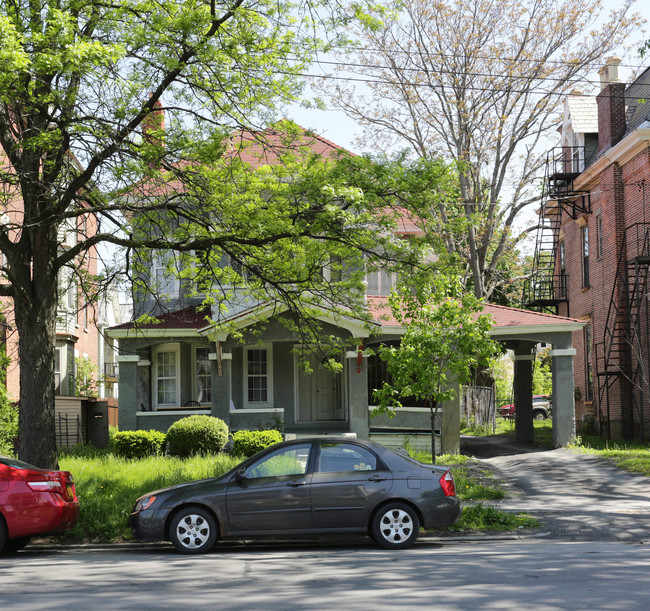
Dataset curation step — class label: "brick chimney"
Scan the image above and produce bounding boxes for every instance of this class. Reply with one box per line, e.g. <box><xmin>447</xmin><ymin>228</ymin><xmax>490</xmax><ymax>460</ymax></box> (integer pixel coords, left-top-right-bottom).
<box><xmin>596</xmin><ymin>57</ymin><xmax>626</xmax><ymax>154</ymax></box>
<box><xmin>142</xmin><ymin>98</ymin><xmax>165</xmax><ymax>149</ymax></box>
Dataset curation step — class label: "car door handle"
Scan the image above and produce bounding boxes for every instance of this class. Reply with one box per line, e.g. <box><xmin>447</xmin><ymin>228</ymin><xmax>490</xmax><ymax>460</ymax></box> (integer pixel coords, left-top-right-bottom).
<box><xmin>287</xmin><ymin>480</ymin><xmax>307</xmax><ymax>487</ymax></box>
<box><xmin>368</xmin><ymin>475</ymin><xmax>388</xmax><ymax>482</ymax></box>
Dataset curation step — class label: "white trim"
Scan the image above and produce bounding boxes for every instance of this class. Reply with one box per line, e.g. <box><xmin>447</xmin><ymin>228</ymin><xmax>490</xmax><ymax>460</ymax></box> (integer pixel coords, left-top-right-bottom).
<box><xmin>117</xmin><ymin>355</ymin><xmax>139</xmax><ymax>362</ymax></box>
<box><xmin>137</xmin><ymin>410</ymin><xmax>209</xmax><ymax>417</ymax></box>
<box><xmin>152</xmin><ymin>343</ymin><xmax>181</xmax><ymax>409</ymax></box>
<box><xmin>108</xmin><ymin>328</ymin><xmax>201</xmax><ymax>339</ymax></box>
<box><xmin>346</xmin><ymin>350</ymin><xmax>370</xmax><ymax>359</ymax></box>
<box><xmin>549</xmin><ymin>348</ymin><xmax>577</xmax><ymax>357</ymax></box>
<box><xmin>243</xmin><ymin>343</ymin><xmax>274</xmax><ymax>408</ymax></box>
<box><xmin>489</xmin><ymin>322</ymin><xmax>585</xmax><ymax>336</ymax></box>
<box><xmin>137</xmin><ymin>359</ymin><xmax>151</xmax><ymax>367</ymax></box>
<box><xmin>209</xmin><ymin>352</ymin><xmax>232</xmax><ymax>361</ymax></box>
<box><xmin>512</xmin><ymin>354</ymin><xmax>535</xmax><ymax>361</ymax></box>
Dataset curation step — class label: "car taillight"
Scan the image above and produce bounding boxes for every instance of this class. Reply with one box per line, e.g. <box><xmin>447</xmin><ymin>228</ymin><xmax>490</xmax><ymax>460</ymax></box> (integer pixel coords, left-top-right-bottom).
<box><xmin>439</xmin><ymin>470</ymin><xmax>456</xmax><ymax>497</ymax></box>
<box><xmin>27</xmin><ymin>478</ymin><xmax>63</xmax><ymax>493</ymax></box>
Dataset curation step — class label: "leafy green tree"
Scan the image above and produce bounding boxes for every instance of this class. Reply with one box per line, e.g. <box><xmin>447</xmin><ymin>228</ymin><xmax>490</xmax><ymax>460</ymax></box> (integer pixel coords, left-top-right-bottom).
<box><xmin>0</xmin><ymin>0</ymin><xmax>458</xmax><ymax>468</ymax></box>
<box><xmin>0</xmin><ymin>0</ymin><xmax>393</xmax><ymax>468</ymax></box>
<box><xmin>374</xmin><ymin>274</ymin><xmax>499</xmax><ymax>460</ymax></box>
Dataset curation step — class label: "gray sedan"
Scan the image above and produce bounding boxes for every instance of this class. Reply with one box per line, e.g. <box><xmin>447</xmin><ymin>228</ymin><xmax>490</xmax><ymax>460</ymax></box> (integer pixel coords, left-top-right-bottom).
<box><xmin>130</xmin><ymin>437</ymin><xmax>461</xmax><ymax>554</ymax></box>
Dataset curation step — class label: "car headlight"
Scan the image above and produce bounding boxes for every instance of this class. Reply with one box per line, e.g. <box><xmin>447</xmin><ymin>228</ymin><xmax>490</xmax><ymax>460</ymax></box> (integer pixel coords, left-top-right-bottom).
<box><xmin>134</xmin><ymin>495</ymin><xmax>157</xmax><ymax>512</ymax></box>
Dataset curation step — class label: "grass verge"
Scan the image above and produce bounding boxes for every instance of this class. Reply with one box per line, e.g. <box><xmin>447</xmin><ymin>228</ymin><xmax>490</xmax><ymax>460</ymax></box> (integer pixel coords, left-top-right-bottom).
<box><xmin>411</xmin><ymin>451</ymin><xmax>540</xmax><ymax>533</ymax></box>
<box><xmin>56</xmin><ymin>445</ymin><xmax>538</xmax><ymax>544</ymax></box>
<box><xmin>59</xmin><ymin>452</ymin><xmax>243</xmax><ymax>542</ymax></box>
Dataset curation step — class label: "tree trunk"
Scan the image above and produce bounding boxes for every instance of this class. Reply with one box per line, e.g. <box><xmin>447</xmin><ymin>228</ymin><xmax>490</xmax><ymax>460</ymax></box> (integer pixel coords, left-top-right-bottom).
<box><xmin>13</xmin><ymin>234</ymin><xmax>60</xmax><ymax>469</ymax></box>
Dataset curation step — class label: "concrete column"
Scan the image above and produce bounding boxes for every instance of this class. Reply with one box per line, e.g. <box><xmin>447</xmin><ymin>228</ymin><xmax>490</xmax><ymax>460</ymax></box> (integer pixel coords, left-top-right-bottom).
<box><xmin>513</xmin><ymin>351</ymin><xmax>535</xmax><ymax>444</ymax></box>
<box><xmin>550</xmin><ymin>347</ymin><xmax>577</xmax><ymax>447</ymax></box>
<box><xmin>346</xmin><ymin>351</ymin><xmax>369</xmax><ymax>439</ymax></box>
<box><xmin>211</xmin><ymin>352</ymin><xmax>232</xmax><ymax>428</ymax></box>
<box><xmin>116</xmin><ymin>355</ymin><xmax>139</xmax><ymax>430</ymax></box>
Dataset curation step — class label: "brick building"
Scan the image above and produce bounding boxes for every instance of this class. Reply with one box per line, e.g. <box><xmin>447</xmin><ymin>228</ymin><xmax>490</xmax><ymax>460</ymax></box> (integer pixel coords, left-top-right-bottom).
<box><xmin>526</xmin><ymin>58</ymin><xmax>650</xmax><ymax>440</ymax></box>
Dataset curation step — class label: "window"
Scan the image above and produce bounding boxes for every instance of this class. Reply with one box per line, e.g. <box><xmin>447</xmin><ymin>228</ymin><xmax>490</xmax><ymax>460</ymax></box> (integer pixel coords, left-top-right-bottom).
<box><xmin>246</xmin><ymin>443</ymin><xmax>311</xmax><ymax>479</ymax></box>
<box><xmin>152</xmin><ymin>252</ymin><xmax>180</xmax><ymax>298</ymax></box>
<box><xmin>194</xmin><ymin>346</ymin><xmax>212</xmax><ymax>404</ymax></box>
<box><xmin>54</xmin><ymin>348</ymin><xmax>61</xmax><ymax>396</ymax></box>
<box><xmin>581</xmin><ymin>225</ymin><xmax>590</xmax><ymax>288</ymax></box>
<box><xmin>318</xmin><ymin>443</ymin><xmax>380</xmax><ymax>473</ymax></box>
<box><xmin>244</xmin><ymin>345</ymin><xmax>273</xmax><ymax>407</ymax></box>
<box><xmin>154</xmin><ymin>344</ymin><xmax>180</xmax><ymax>407</ymax></box>
<box><xmin>596</xmin><ymin>216</ymin><xmax>604</xmax><ymax>260</ymax></box>
<box><xmin>366</xmin><ymin>269</ymin><xmax>396</xmax><ymax>296</ymax></box>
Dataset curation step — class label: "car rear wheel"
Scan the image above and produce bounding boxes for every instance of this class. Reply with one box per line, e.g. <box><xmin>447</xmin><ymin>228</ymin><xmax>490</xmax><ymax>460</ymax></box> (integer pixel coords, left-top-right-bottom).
<box><xmin>371</xmin><ymin>502</ymin><xmax>420</xmax><ymax>550</ymax></box>
<box><xmin>0</xmin><ymin>518</ymin><xmax>7</xmax><ymax>554</ymax></box>
<box><xmin>2</xmin><ymin>536</ymin><xmax>31</xmax><ymax>554</ymax></box>
<box><xmin>169</xmin><ymin>506</ymin><xmax>217</xmax><ymax>554</ymax></box>
<box><xmin>533</xmin><ymin>410</ymin><xmax>546</xmax><ymax>421</ymax></box>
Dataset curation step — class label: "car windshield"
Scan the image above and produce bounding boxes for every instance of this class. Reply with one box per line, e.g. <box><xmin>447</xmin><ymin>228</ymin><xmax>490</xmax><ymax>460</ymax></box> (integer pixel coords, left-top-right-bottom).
<box><xmin>0</xmin><ymin>456</ymin><xmax>41</xmax><ymax>470</ymax></box>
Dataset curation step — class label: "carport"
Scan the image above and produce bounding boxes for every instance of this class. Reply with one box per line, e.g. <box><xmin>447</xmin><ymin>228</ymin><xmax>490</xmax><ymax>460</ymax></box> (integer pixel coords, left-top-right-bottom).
<box><xmin>485</xmin><ymin>304</ymin><xmax>585</xmax><ymax>447</ymax></box>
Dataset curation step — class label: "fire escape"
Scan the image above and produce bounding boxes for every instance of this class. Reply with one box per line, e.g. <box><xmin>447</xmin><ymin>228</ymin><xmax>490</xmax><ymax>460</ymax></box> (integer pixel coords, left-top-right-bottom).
<box><xmin>596</xmin><ymin>223</ymin><xmax>650</xmax><ymax>440</ymax></box>
<box><xmin>524</xmin><ymin>146</ymin><xmax>590</xmax><ymax>314</ymax></box>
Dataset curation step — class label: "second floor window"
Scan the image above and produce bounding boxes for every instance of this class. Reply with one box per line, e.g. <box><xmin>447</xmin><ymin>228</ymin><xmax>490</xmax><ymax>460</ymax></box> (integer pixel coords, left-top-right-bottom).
<box><xmin>152</xmin><ymin>252</ymin><xmax>180</xmax><ymax>298</ymax></box>
<box><xmin>366</xmin><ymin>269</ymin><xmax>396</xmax><ymax>296</ymax></box>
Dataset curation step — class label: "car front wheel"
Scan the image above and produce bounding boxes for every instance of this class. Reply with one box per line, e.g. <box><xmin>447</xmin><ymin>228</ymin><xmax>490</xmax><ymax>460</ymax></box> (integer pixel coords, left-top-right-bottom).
<box><xmin>169</xmin><ymin>506</ymin><xmax>217</xmax><ymax>554</ymax></box>
<box><xmin>371</xmin><ymin>502</ymin><xmax>420</xmax><ymax>549</ymax></box>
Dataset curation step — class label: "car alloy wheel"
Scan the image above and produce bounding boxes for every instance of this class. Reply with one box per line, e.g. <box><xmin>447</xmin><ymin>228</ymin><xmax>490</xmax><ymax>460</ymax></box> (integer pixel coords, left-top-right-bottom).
<box><xmin>372</xmin><ymin>502</ymin><xmax>420</xmax><ymax>549</ymax></box>
<box><xmin>169</xmin><ymin>506</ymin><xmax>217</xmax><ymax>554</ymax></box>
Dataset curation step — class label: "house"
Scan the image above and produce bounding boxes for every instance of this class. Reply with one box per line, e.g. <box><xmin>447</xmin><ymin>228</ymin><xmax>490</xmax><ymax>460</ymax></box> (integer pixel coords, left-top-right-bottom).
<box><xmin>110</xmin><ymin>123</ymin><xmax>583</xmax><ymax>450</ymax></box>
<box><xmin>525</xmin><ymin>57</ymin><xmax>650</xmax><ymax>440</ymax></box>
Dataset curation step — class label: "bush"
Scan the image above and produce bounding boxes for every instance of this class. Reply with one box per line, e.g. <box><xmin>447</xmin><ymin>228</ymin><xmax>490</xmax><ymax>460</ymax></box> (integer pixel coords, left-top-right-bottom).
<box><xmin>113</xmin><ymin>430</ymin><xmax>166</xmax><ymax>460</ymax></box>
<box><xmin>232</xmin><ymin>429</ymin><xmax>283</xmax><ymax>458</ymax></box>
<box><xmin>166</xmin><ymin>415</ymin><xmax>229</xmax><ymax>457</ymax></box>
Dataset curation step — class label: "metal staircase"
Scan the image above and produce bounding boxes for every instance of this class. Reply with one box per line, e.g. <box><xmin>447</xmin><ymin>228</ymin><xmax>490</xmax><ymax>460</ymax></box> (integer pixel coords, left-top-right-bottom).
<box><xmin>524</xmin><ymin>146</ymin><xmax>590</xmax><ymax>313</ymax></box>
<box><xmin>596</xmin><ymin>223</ymin><xmax>650</xmax><ymax>440</ymax></box>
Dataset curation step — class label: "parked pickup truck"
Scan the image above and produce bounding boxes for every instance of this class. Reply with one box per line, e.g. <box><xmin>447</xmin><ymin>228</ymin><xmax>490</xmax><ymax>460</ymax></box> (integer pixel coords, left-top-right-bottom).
<box><xmin>498</xmin><ymin>395</ymin><xmax>551</xmax><ymax>420</ymax></box>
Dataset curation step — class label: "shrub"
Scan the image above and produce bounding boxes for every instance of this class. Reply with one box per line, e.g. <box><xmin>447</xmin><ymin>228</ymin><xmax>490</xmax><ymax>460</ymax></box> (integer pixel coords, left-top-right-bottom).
<box><xmin>232</xmin><ymin>429</ymin><xmax>283</xmax><ymax>458</ymax></box>
<box><xmin>113</xmin><ymin>430</ymin><xmax>166</xmax><ymax>460</ymax></box>
<box><xmin>166</xmin><ymin>415</ymin><xmax>229</xmax><ymax>457</ymax></box>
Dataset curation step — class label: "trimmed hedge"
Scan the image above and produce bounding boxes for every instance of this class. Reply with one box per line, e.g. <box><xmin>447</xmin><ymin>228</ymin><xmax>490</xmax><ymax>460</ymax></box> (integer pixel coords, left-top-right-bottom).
<box><xmin>113</xmin><ymin>430</ymin><xmax>166</xmax><ymax>459</ymax></box>
<box><xmin>166</xmin><ymin>415</ymin><xmax>229</xmax><ymax>457</ymax></box>
<box><xmin>232</xmin><ymin>429</ymin><xmax>283</xmax><ymax>458</ymax></box>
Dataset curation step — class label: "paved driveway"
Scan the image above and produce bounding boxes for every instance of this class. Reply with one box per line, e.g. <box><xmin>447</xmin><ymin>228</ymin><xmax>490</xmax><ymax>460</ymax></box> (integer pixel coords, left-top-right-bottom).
<box><xmin>461</xmin><ymin>436</ymin><xmax>650</xmax><ymax>543</ymax></box>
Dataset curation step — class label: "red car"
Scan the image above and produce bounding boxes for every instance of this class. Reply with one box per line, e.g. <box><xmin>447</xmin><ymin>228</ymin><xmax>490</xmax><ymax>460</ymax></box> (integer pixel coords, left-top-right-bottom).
<box><xmin>498</xmin><ymin>395</ymin><xmax>552</xmax><ymax>420</ymax></box>
<box><xmin>0</xmin><ymin>455</ymin><xmax>80</xmax><ymax>554</ymax></box>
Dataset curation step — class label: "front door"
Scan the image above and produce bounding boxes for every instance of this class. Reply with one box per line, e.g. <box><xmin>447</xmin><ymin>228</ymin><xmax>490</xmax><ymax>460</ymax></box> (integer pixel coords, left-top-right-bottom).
<box><xmin>296</xmin><ymin>352</ymin><xmax>344</xmax><ymax>422</ymax></box>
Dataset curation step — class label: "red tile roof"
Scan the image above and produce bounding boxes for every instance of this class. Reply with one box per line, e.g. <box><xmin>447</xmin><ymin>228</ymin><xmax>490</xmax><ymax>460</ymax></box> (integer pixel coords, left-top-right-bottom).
<box><xmin>367</xmin><ymin>297</ymin><xmax>581</xmax><ymax>329</ymax></box>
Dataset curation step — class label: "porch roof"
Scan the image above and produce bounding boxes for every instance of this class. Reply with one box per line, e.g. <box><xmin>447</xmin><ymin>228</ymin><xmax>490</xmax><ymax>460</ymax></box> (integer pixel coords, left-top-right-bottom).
<box><xmin>368</xmin><ymin>298</ymin><xmax>585</xmax><ymax>336</ymax></box>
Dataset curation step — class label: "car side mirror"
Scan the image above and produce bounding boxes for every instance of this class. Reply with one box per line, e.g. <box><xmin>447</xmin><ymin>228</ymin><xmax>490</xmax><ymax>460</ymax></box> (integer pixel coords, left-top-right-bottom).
<box><xmin>235</xmin><ymin>468</ymin><xmax>247</xmax><ymax>483</ymax></box>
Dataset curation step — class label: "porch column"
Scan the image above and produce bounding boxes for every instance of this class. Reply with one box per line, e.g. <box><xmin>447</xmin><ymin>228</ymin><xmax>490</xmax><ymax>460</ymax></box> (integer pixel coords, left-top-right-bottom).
<box><xmin>346</xmin><ymin>350</ymin><xmax>369</xmax><ymax>439</ymax></box>
<box><xmin>116</xmin><ymin>355</ymin><xmax>139</xmax><ymax>430</ymax></box>
<box><xmin>550</xmin><ymin>346</ymin><xmax>577</xmax><ymax>447</ymax></box>
<box><xmin>513</xmin><ymin>351</ymin><xmax>535</xmax><ymax>444</ymax></box>
<box><xmin>211</xmin><ymin>351</ymin><xmax>232</xmax><ymax>427</ymax></box>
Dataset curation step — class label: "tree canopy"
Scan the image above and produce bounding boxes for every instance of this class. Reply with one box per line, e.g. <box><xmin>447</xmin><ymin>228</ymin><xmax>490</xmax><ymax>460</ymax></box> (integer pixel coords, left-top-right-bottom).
<box><xmin>0</xmin><ymin>0</ymin><xmax>459</xmax><ymax>467</ymax></box>
<box><xmin>319</xmin><ymin>0</ymin><xmax>644</xmax><ymax>299</ymax></box>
